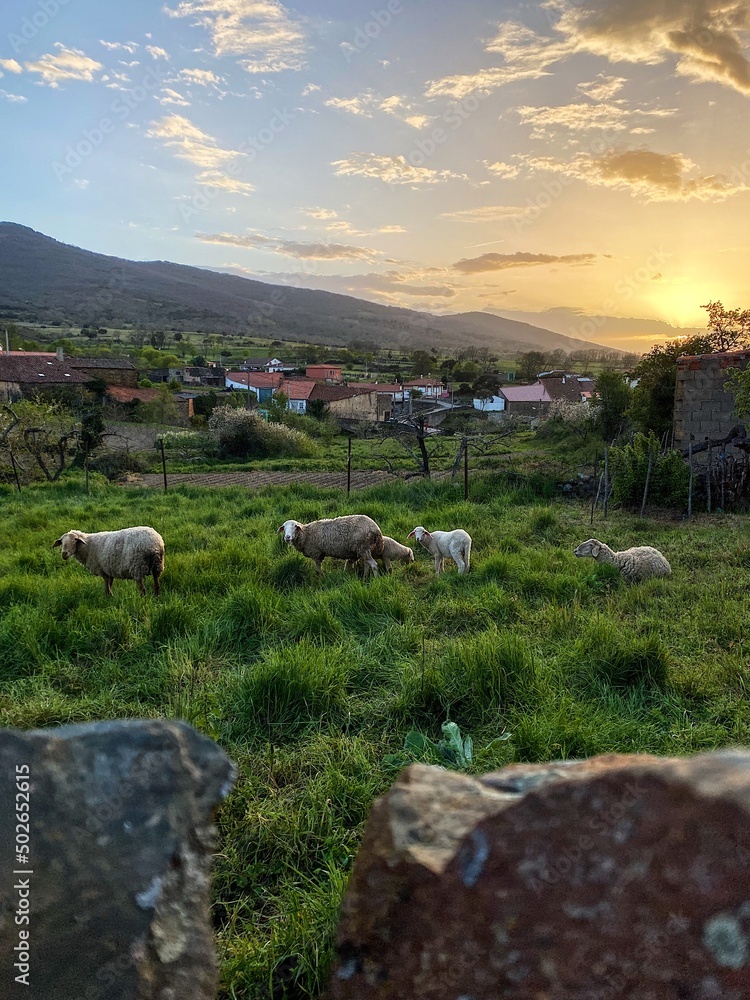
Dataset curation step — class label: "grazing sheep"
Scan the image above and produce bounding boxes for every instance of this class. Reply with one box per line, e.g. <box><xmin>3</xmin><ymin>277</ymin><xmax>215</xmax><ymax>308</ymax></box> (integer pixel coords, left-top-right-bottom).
<box><xmin>574</xmin><ymin>538</ymin><xmax>671</xmax><ymax>583</ymax></box>
<box><xmin>408</xmin><ymin>526</ymin><xmax>472</xmax><ymax>575</ymax></box>
<box><xmin>277</xmin><ymin>515</ymin><xmax>384</xmax><ymax>578</ymax></box>
<box><xmin>346</xmin><ymin>535</ymin><xmax>415</xmax><ymax>575</ymax></box>
<box><xmin>53</xmin><ymin>526</ymin><xmax>165</xmax><ymax>597</ymax></box>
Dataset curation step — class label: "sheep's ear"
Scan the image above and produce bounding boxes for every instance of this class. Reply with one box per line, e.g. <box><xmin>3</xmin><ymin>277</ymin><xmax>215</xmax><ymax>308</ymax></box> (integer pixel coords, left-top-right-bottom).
<box><xmin>407</xmin><ymin>530</ymin><xmax>415</xmax><ymax>539</ymax></box>
<box><xmin>52</xmin><ymin>537</ymin><xmax>63</xmax><ymax>548</ymax></box>
<box><xmin>423</xmin><ymin>531</ymin><xmax>432</xmax><ymax>541</ymax></box>
<box><xmin>276</xmin><ymin>524</ymin><xmax>285</xmax><ymax>534</ymax></box>
<box><xmin>591</xmin><ymin>543</ymin><xmax>601</xmax><ymax>558</ymax></box>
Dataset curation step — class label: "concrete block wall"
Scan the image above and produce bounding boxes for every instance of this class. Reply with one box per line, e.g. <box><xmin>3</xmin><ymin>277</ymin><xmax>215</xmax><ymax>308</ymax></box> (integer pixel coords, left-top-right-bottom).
<box><xmin>673</xmin><ymin>350</ymin><xmax>750</xmax><ymax>458</ymax></box>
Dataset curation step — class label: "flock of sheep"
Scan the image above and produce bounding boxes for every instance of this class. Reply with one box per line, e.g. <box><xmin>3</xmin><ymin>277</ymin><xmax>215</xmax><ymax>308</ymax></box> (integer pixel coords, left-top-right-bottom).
<box><xmin>51</xmin><ymin>516</ymin><xmax>672</xmax><ymax>596</ymax></box>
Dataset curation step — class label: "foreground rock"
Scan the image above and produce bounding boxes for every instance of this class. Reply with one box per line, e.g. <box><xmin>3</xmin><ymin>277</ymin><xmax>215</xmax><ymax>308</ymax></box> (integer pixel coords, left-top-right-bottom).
<box><xmin>330</xmin><ymin>753</ymin><xmax>750</xmax><ymax>999</ymax></box>
<box><xmin>0</xmin><ymin>719</ymin><xmax>235</xmax><ymax>1000</ymax></box>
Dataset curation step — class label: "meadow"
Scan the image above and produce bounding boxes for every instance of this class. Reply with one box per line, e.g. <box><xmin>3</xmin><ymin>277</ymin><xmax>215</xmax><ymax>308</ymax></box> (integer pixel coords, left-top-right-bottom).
<box><xmin>1</xmin><ymin>473</ymin><xmax>749</xmax><ymax>998</ymax></box>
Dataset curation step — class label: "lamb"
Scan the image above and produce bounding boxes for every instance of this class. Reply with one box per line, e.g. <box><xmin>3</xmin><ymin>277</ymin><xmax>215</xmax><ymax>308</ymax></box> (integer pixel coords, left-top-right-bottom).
<box><xmin>408</xmin><ymin>526</ymin><xmax>472</xmax><ymax>575</ymax></box>
<box><xmin>574</xmin><ymin>538</ymin><xmax>671</xmax><ymax>583</ymax></box>
<box><xmin>53</xmin><ymin>526</ymin><xmax>165</xmax><ymax>596</ymax></box>
<box><xmin>277</xmin><ymin>515</ymin><xmax>384</xmax><ymax>577</ymax></box>
<box><xmin>346</xmin><ymin>535</ymin><xmax>415</xmax><ymax>575</ymax></box>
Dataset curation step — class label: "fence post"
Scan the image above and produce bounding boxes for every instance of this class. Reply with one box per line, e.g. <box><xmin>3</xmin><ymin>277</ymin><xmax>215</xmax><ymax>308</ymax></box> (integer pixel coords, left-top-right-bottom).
<box><xmin>347</xmin><ymin>436</ymin><xmax>352</xmax><ymax>496</ymax></box>
<box><xmin>85</xmin><ymin>451</ymin><xmax>90</xmax><ymax>497</ymax></box>
<box><xmin>688</xmin><ymin>441</ymin><xmax>693</xmax><ymax>519</ymax></box>
<box><xmin>603</xmin><ymin>445</ymin><xmax>609</xmax><ymax>518</ymax></box>
<box><xmin>9</xmin><ymin>450</ymin><xmax>21</xmax><ymax>492</ymax></box>
<box><xmin>707</xmin><ymin>444</ymin><xmax>712</xmax><ymax>514</ymax></box>
<box><xmin>640</xmin><ymin>443</ymin><xmax>654</xmax><ymax>518</ymax></box>
<box><xmin>590</xmin><ymin>452</ymin><xmax>599</xmax><ymax>525</ymax></box>
<box><xmin>160</xmin><ymin>439</ymin><xmax>168</xmax><ymax>493</ymax></box>
<box><xmin>464</xmin><ymin>438</ymin><xmax>469</xmax><ymax>501</ymax></box>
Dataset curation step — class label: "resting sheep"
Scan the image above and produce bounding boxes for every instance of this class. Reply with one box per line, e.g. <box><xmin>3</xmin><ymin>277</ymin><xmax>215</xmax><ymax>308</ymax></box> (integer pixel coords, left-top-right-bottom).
<box><xmin>408</xmin><ymin>526</ymin><xmax>472</xmax><ymax>575</ymax></box>
<box><xmin>53</xmin><ymin>526</ymin><xmax>165</xmax><ymax>596</ymax></box>
<box><xmin>574</xmin><ymin>538</ymin><xmax>671</xmax><ymax>583</ymax></box>
<box><xmin>346</xmin><ymin>535</ymin><xmax>415</xmax><ymax>575</ymax></box>
<box><xmin>277</xmin><ymin>515</ymin><xmax>384</xmax><ymax>577</ymax></box>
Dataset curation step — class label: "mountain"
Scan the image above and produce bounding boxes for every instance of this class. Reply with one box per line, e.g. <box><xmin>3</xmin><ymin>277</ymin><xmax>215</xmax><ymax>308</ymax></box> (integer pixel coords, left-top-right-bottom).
<box><xmin>0</xmin><ymin>223</ymin><xmax>621</xmax><ymax>357</ymax></box>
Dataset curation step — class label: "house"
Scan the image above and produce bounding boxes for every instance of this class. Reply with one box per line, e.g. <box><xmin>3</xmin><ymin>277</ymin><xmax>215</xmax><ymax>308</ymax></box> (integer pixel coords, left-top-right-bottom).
<box><xmin>403</xmin><ymin>378</ymin><xmax>443</xmax><ymax>400</ymax></box>
<box><xmin>225</xmin><ymin>371</ymin><xmax>283</xmax><ymax>402</ymax></box>
<box><xmin>473</xmin><ymin>394</ymin><xmax>506</xmax><ymax>412</ymax></box>
<box><xmin>540</xmin><ymin>375</ymin><xmax>593</xmax><ymax>404</ymax></box>
<box><xmin>498</xmin><ymin>382</ymin><xmax>552</xmax><ymax>415</ymax></box>
<box><xmin>171</xmin><ymin>366</ymin><xmax>226</xmax><ymax>388</ymax></box>
<box><xmin>67</xmin><ymin>355</ymin><xmax>138</xmax><ymax>388</ymax></box>
<box><xmin>674</xmin><ymin>349</ymin><xmax>750</xmax><ymax>460</ymax></box>
<box><xmin>241</xmin><ymin>357</ymin><xmax>290</xmax><ymax>372</ymax></box>
<box><xmin>306</xmin><ymin>364</ymin><xmax>342</xmax><ymax>382</ymax></box>
<box><xmin>0</xmin><ymin>353</ymin><xmax>90</xmax><ymax>402</ymax></box>
<box><xmin>105</xmin><ymin>386</ymin><xmax>194</xmax><ymax>426</ymax></box>
<box><xmin>308</xmin><ymin>384</ymin><xmax>380</xmax><ymax>422</ymax></box>
<box><xmin>348</xmin><ymin>382</ymin><xmax>406</xmax><ymax>404</ymax></box>
<box><xmin>278</xmin><ymin>378</ymin><xmax>317</xmax><ymax>414</ymax></box>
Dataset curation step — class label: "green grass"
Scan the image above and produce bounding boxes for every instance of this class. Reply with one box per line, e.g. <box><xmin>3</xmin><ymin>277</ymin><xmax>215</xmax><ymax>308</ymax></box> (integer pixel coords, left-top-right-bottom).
<box><xmin>1</xmin><ymin>474</ymin><xmax>749</xmax><ymax>996</ymax></box>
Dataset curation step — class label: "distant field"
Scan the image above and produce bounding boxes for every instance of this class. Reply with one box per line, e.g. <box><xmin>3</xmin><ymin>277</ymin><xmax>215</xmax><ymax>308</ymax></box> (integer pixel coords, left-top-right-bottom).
<box><xmin>1</xmin><ymin>475</ymin><xmax>747</xmax><ymax>998</ymax></box>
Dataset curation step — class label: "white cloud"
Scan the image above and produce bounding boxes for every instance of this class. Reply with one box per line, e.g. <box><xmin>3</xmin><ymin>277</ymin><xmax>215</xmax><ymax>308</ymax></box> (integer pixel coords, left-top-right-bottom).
<box><xmin>100</xmin><ymin>40</ymin><xmax>139</xmax><ymax>53</ymax></box>
<box><xmin>483</xmin><ymin>160</ymin><xmax>521</xmax><ymax>179</ymax></box>
<box><xmin>378</xmin><ymin>225</ymin><xmax>407</xmax><ymax>233</ymax></box>
<box><xmin>73</xmin><ymin>178</ymin><xmax>90</xmax><ymax>189</ymax></box>
<box><xmin>577</xmin><ymin>74</ymin><xmax>627</xmax><ymax>101</ymax></box>
<box><xmin>158</xmin><ymin>88</ymin><xmax>191</xmax><ymax>106</ymax></box>
<box><xmin>301</xmin><ymin>82</ymin><xmax>320</xmax><ymax>95</ymax></box>
<box><xmin>179</xmin><ymin>68</ymin><xmax>221</xmax><ymax>86</ymax></box>
<box><xmin>197</xmin><ymin>231</ymin><xmax>380</xmax><ymax>261</ymax></box>
<box><xmin>165</xmin><ymin>0</ymin><xmax>307</xmax><ymax>73</ymax></box>
<box><xmin>515</xmin><ymin>100</ymin><xmax>675</xmax><ymax>138</ymax></box>
<box><xmin>147</xmin><ymin>113</ymin><xmax>254</xmax><ymax>192</ymax></box>
<box><xmin>0</xmin><ymin>90</ymin><xmax>27</xmax><ymax>103</ymax></box>
<box><xmin>333</xmin><ymin>152</ymin><xmax>467</xmax><ymax>185</ymax></box>
<box><xmin>441</xmin><ymin>205</ymin><xmax>526</xmax><ymax>222</ymax></box>
<box><xmin>146</xmin><ymin>45</ymin><xmax>170</xmax><ymax>60</ymax></box>
<box><xmin>326</xmin><ymin>91</ymin><xmax>431</xmax><ymax>128</ymax></box>
<box><xmin>25</xmin><ymin>45</ymin><xmax>103</xmax><ymax>87</ymax></box>
<box><xmin>0</xmin><ymin>59</ymin><xmax>23</xmax><ymax>73</ymax></box>
<box><xmin>453</xmin><ymin>251</ymin><xmax>598</xmax><ymax>274</ymax></box>
<box><xmin>302</xmin><ymin>207</ymin><xmax>338</xmax><ymax>219</ymax></box>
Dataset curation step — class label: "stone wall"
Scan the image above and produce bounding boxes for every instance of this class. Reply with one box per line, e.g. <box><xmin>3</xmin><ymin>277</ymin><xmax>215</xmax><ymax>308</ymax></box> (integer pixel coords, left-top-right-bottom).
<box><xmin>674</xmin><ymin>350</ymin><xmax>750</xmax><ymax>457</ymax></box>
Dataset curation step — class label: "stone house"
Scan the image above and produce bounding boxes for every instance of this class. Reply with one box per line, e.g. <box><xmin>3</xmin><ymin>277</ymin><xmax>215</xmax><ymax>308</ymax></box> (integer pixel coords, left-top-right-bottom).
<box><xmin>309</xmin><ymin>384</ymin><xmax>380</xmax><ymax>422</ymax></box>
<box><xmin>0</xmin><ymin>353</ymin><xmax>90</xmax><ymax>402</ymax></box>
<box><xmin>306</xmin><ymin>364</ymin><xmax>343</xmax><ymax>382</ymax></box>
<box><xmin>106</xmin><ymin>386</ymin><xmax>194</xmax><ymax>426</ymax></box>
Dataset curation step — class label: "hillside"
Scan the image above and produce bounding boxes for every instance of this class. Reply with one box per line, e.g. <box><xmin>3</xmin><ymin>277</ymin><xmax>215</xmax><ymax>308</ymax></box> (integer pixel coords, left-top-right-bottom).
<box><xmin>0</xmin><ymin>223</ymin><xmax>619</xmax><ymax>356</ymax></box>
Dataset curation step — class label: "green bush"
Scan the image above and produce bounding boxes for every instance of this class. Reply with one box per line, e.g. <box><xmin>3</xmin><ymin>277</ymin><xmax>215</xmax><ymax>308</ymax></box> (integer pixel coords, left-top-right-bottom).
<box><xmin>610</xmin><ymin>433</ymin><xmax>689</xmax><ymax>508</ymax></box>
<box><xmin>87</xmin><ymin>449</ymin><xmax>149</xmax><ymax>481</ymax></box>
<box><xmin>208</xmin><ymin>406</ymin><xmax>318</xmax><ymax>459</ymax></box>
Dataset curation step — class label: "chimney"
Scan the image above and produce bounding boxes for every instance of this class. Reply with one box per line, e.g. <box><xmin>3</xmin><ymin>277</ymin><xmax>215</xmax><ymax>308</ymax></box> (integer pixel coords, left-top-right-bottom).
<box><xmin>56</xmin><ymin>346</ymin><xmax>64</xmax><ymax>362</ymax></box>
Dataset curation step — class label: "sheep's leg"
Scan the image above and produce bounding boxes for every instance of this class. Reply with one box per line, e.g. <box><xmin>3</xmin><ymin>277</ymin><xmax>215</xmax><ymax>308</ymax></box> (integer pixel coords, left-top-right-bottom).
<box><xmin>314</xmin><ymin>558</ymin><xmax>324</xmax><ymax>575</ymax></box>
<box><xmin>455</xmin><ymin>554</ymin><xmax>466</xmax><ymax>574</ymax></box>
<box><xmin>364</xmin><ymin>555</ymin><xmax>379</xmax><ymax>579</ymax></box>
<box><xmin>434</xmin><ymin>555</ymin><xmax>442</xmax><ymax>575</ymax></box>
<box><xmin>103</xmin><ymin>576</ymin><xmax>113</xmax><ymax>597</ymax></box>
<box><xmin>382</xmin><ymin>558</ymin><xmax>391</xmax><ymax>573</ymax></box>
<box><xmin>136</xmin><ymin>578</ymin><xmax>146</xmax><ymax>597</ymax></box>
<box><xmin>153</xmin><ymin>571</ymin><xmax>161</xmax><ymax>597</ymax></box>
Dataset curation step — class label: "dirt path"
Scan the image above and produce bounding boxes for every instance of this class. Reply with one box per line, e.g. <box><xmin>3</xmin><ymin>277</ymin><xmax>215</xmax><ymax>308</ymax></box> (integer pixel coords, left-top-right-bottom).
<box><xmin>125</xmin><ymin>470</ymin><xmax>401</xmax><ymax>490</ymax></box>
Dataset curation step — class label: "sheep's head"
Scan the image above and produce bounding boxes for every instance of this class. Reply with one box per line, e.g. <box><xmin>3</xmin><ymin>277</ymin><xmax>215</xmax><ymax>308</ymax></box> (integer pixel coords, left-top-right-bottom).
<box><xmin>405</xmin><ymin>548</ymin><xmax>415</xmax><ymax>563</ymax></box>
<box><xmin>574</xmin><ymin>539</ymin><xmax>601</xmax><ymax>559</ymax></box>
<box><xmin>277</xmin><ymin>520</ymin><xmax>304</xmax><ymax>544</ymax></box>
<box><xmin>408</xmin><ymin>526</ymin><xmax>430</xmax><ymax>545</ymax></box>
<box><xmin>53</xmin><ymin>530</ymin><xmax>87</xmax><ymax>560</ymax></box>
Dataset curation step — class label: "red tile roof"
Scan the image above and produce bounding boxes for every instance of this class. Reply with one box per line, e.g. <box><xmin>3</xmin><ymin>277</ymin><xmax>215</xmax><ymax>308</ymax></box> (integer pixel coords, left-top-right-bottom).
<box><xmin>226</xmin><ymin>371</ymin><xmax>283</xmax><ymax>389</ymax></box>
<box><xmin>280</xmin><ymin>378</ymin><xmax>316</xmax><ymax>401</ymax></box>
<box><xmin>107</xmin><ymin>386</ymin><xmax>160</xmax><ymax>403</ymax></box>
<box><xmin>309</xmin><ymin>384</ymin><xmax>375</xmax><ymax>402</ymax></box>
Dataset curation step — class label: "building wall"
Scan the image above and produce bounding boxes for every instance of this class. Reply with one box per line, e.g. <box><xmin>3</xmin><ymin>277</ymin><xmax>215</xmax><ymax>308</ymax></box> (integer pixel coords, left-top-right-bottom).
<box><xmin>74</xmin><ymin>365</ymin><xmax>138</xmax><ymax>388</ymax></box>
<box><xmin>0</xmin><ymin>380</ymin><xmax>22</xmax><ymax>402</ymax></box>
<box><xmin>674</xmin><ymin>351</ymin><xmax>750</xmax><ymax>458</ymax></box>
<box><xmin>505</xmin><ymin>400</ymin><xmax>550</xmax><ymax>417</ymax></box>
<box><xmin>326</xmin><ymin>392</ymin><xmax>379</xmax><ymax>422</ymax></box>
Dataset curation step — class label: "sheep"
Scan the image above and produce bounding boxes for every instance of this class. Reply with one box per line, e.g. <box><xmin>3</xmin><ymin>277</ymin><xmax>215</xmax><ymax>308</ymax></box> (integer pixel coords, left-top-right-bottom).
<box><xmin>53</xmin><ymin>526</ymin><xmax>165</xmax><ymax>597</ymax></box>
<box><xmin>408</xmin><ymin>526</ymin><xmax>472</xmax><ymax>575</ymax></box>
<box><xmin>346</xmin><ymin>535</ymin><xmax>415</xmax><ymax>575</ymax></box>
<box><xmin>277</xmin><ymin>515</ymin><xmax>384</xmax><ymax>578</ymax></box>
<box><xmin>574</xmin><ymin>538</ymin><xmax>671</xmax><ymax>583</ymax></box>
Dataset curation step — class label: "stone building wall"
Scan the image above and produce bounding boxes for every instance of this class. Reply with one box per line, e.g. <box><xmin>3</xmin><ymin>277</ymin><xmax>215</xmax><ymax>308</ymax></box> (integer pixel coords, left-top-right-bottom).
<box><xmin>674</xmin><ymin>350</ymin><xmax>750</xmax><ymax>457</ymax></box>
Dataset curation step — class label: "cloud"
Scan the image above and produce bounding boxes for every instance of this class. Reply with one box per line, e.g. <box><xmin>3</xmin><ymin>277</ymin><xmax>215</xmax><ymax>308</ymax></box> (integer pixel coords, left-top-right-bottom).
<box><xmin>378</xmin><ymin>225</ymin><xmax>407</xmax><ymax>233</ymax></box>
<box><xmin>147</xmin><ymin>113</ymin><xmax>254</xmax><ymax>192</ymax></box>
<box><xmin>483</xmin><ymin>160</ymin><xmax>521</xmax><ymax>179</ymax></box>
<box><xmin>73</xmin><ymin>178</ymin><xmax>90</xmax><ymax>189</ymax></box>
<box><xmin>515</xmin><ymin>100</ymin><xmax>675</xmax><ymax>137</ymax></box>
<box><xmin>325</xmin><ymin>91</ymin><xmax>431</xmax><ymax>128</ymax></box>
<box><xmin>165</xmin><ymin>0</ymin><xmax>307</xmax><ymax>73</ymax></box>
<box><xmin>100</xmin><ymin>40</ymin><xmax>139</xmax><ymax>53</ymax></box>
<box><xmin>453</xmin><ymin>251</ymin><xmax>598</xmax><ymax>273</ymax></box>
<box><xmin>441</xmin><ymin>205</ymin><xmax>525</xmax><ymax>222</ymax></box>
<box><xmin>577</xmin><ymin>74</ymin><xmax>627</xmax><ymax>101</ymax></box>
<box><xmin>158</xmin><ymin>88</ymin><xmax>191</xmax><ymax>106</ymax></box>
<box><xmin>146</xmin><ymin>45</ymin><xmax>170</xmax><ymax>60</ymax></box>
<box><xmin>302</xmin><ymin>207</ymin><xmax>338</xmax><ymax>219</ymax></box>
<box><xmin>0</xmin><ymin>59</ymin><xmax>22</xmax><ymax>73</ymax></box>
<box><xmin>25</xmin><ymin>45</ymin><xmax>103</xmax><ymax>87</ymax></box>
<box><xmin>333</xmin><ymin>153</ymin><xmax>466</xmax><ymax>185</ymax></box>
<box><xmin>197</xmin><ymin>231</ymin><xmax>380</xmax><ymax>261</ymax></box>
<box><xmin>179</xmin><ymin>68</ymin><xmax>221</xmax><ymax>86</ymax></box>
<box><xmin>0</xmin><ymin>90</ymin><xmax>27</xmax><ymax>103</ymax></box>
<box><xmin>427</xmin><ymin>1</ymin><xmax>750</xmax><ymax>99</ymax></box>
<box><xmin>524</xmin><ymin>147</ymin><xmax>750</xmax><ymax>201</ymax></box>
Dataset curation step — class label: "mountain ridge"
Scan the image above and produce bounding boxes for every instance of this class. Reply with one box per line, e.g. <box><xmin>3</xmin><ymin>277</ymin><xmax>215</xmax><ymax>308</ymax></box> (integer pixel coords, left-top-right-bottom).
<box><xmin>0</xmin><ymin>223</ymin><xmax>623</xmax><ymax>357</ymax></box>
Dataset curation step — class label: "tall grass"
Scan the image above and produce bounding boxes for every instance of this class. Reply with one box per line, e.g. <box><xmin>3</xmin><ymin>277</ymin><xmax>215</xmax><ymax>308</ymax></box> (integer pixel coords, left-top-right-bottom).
<box><xmin>0</xmin><ymin>476</ymin><xmax>747</xmax><ymax>996</ymax></box>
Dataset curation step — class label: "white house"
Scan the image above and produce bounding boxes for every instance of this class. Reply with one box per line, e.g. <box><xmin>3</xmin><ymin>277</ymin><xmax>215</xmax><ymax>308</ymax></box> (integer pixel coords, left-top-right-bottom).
<box><xmin>473</xmin><ymin>394</ymin><xmax>506</xmax><ymax>412</ymax></box>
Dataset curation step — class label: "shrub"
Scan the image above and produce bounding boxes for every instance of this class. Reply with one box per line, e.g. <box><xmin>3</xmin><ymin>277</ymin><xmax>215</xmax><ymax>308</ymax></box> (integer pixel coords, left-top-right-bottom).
<box><xmin>208</xmin><ymin>406</ymin><xmax>318</xmax><ymax>459</ymax></box>
<box><xmin>160</xmin><ymin>430</ymin><xmax>217</xmax><ymax>460</ymax></box>
<box><xmin>87</xmin><ymin>449</ymin><xmax>149</xmax><ymax>481</ymax></box>
<box><xmin>610</xmin><ymin>433</ymin><xmax>689</xmax><ymax>508</ymax></box>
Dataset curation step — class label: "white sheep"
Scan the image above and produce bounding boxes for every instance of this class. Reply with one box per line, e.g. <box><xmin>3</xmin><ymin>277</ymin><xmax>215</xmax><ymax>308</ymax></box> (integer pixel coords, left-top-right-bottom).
<box><xmin>346</xmin><ymin>535</ymin><xmax>415</xmax><ymax>575</ymax></box>
<box><xmin>277</xmin><ymin>515</ymin><xmax>384</xmax><ymax>578</ymax></box>
<box><xmin>53</xmin><ymin>526</ymin><xmax>165</xmax><ymax>596</ymax></box>
<box><xmin>574</xmin><ymin>538</ymin><xmax>671</xmax><ymax>583</ymax></box>
<box><xmin>408</xmin><ymin>526</ymin><xmax>472</xmax><ymax>575</ymax></box>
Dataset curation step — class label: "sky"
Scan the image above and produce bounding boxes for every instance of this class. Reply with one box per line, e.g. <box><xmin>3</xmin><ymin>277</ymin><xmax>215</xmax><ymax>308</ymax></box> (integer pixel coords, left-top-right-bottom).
<box><xmin>2</xmin><ymin>0</ymin><xmax>750</xmax><ymax>352</ymax></box>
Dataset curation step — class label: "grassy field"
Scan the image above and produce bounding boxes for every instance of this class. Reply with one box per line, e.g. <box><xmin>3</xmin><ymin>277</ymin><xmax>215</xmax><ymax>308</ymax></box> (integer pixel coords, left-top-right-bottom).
<box><xmin>1</xmin><ymin>473</ymin><xmax>748</xmax><ymax>997</ymax></box>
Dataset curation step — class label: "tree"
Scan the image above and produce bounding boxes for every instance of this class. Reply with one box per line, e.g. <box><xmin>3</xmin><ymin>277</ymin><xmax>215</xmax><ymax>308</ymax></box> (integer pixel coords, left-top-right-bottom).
<box><xmin>702</xmin><ymin>300</ymin><xmax>750</xmax><ymax>352</ymax></box>
<box><xmin>0</xmin><ymin>400</ymin><xmax>80</xmax><ymax>482</ymax></box>
<box><xmin>591</xmin><ymin>370</ymin><xmax>632</xmax><ymax>442</ymax></box>
<box><xmin>516</xmin><ymin>351</ymin><xmax>546</xmax><ymax>382</ymax></box>
<box><xmin>471</xmin><ymin>373</ymin><xmax>500</xmax><ymax>402</ymax></box>
<box><xmin>410</xmin><ymin>350</ymin><xmax>433</xmax><ymax>377</ymax></box>
<box><xmin>628</xmin><ymin>335</ymin><xmax>715</xmax><ymax>436</ymax></box>
<box><xmin>307</xmin><ymin>399</ymin><xmax>328</xmax><ymax>421</ymax></box>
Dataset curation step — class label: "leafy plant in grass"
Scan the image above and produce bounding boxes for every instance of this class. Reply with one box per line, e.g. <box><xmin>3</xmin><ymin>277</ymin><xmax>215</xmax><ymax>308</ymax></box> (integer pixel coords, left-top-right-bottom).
<box><xmin>610</xmin><ymin>432</ymin><xmax>689</xmax><ymax>508</ymax></box>
<box><xmin>209</xmin><ymin>406</ymin><xmax>317</xmax><ymax>459</ymax></box>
